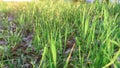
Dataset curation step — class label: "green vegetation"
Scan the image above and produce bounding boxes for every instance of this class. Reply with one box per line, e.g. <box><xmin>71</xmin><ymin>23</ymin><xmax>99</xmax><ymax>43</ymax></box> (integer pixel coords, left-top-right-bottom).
<box><xmin>0</xmin><ymin>1</ymin><xmax>120</xmax><ymax>68</ymax></box>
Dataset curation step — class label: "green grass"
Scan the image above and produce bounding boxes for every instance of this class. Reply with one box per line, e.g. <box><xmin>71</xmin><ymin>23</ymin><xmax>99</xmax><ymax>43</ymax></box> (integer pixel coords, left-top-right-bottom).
<box><xmin>0</xmin><ymin>1</ymin><xmax>120</xmax><ymax>68</ymax></box>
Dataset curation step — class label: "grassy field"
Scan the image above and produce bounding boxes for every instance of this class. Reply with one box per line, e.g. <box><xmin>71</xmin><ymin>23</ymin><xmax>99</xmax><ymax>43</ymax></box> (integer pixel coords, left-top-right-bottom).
<box><xmin>0</xmin><ymin>1</ymin><xmax>120</xmax><ymax>68</ymax></box>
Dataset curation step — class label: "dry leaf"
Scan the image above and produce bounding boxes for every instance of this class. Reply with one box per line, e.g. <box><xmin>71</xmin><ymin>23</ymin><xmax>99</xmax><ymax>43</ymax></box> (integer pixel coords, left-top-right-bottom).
<box><xmin>65</xmin><ymin>32</ymin><xmax>76</xmax><ymax>53</ymax></box>
<box><xmin>0</xmin><ymin>38</ymin><xmax>7</xmax><ymax>45</ymax></box>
